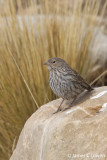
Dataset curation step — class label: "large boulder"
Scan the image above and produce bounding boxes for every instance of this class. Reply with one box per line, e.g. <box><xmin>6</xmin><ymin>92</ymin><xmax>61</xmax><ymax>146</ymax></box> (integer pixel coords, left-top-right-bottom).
<box><xmin>10</xmin><ymin>87</ymin><xmax>107</xmax><ymax>160</ymax></box>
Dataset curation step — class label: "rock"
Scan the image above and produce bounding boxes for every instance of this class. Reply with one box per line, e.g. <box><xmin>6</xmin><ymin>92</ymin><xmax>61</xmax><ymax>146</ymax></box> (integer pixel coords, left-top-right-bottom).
<box><xmin>10</xmin><ymin>87</ymin><xmax>107</xmax><ymax>160</ymax></box>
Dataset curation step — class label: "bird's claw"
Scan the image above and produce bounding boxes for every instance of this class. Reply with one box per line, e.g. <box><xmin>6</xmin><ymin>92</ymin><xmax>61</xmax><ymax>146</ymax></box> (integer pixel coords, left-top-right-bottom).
<box><xmin>53</xmin><ymin>107</ymin><xmax>61</xmax><ymax>114</ymax></box>
<box><xmin>63</xmin><ymin>107</ymin><xmax>71</xmax><ymax>112</ymax></box>
<box><xmin>63</xmin><ymin>104</ymin><xmax>73</xmax><ymax>112</ymax></box>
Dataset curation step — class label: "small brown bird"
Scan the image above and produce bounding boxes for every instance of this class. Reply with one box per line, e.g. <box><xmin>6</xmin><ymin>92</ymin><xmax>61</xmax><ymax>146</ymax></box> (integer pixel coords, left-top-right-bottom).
<box><xmin>44</xmin><ymin>57</ymin><xmax>93</xmax><ymax>113</ymax></box>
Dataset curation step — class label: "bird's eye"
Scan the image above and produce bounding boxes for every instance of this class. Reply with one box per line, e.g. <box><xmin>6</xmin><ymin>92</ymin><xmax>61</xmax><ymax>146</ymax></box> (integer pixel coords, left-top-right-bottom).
<box><xmin>53</xmin><ymin>61</ymin><xmax>56</xmax><ymax>63</ymax></box>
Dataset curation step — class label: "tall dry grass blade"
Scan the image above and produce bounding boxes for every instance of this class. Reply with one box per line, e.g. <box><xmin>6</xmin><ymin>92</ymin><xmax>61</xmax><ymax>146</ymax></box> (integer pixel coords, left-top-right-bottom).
<box><xmin>8</xmin><ymin>48</ymin><xmax>39</xmax><ymax>108</ymax></box>
<box><xmin>90</xmin><ymin>70</ymin><xmax>107</xmax><ymax>86</ymax></box>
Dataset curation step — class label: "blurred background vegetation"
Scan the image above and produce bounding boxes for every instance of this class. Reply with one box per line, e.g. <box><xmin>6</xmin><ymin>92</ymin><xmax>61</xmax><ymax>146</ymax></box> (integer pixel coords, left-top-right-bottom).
<box><xmin>0</xmin><ymin>0</ymin><xmax>107</xmax><ymax>159</ymax></box>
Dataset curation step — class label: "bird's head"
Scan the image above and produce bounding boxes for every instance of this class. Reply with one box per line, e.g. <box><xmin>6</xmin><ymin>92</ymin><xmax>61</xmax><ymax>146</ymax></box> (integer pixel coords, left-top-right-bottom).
<box><xmin>44</xmin><ymin>57</ymin><xmax>66</xmax><ymax>71</ymax></box>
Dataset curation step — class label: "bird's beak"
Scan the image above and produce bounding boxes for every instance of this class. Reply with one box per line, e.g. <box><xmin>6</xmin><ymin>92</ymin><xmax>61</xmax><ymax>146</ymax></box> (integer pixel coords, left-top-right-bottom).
<box><xmin>44</xmin><ymin>61</ymin><xmax>48</xmax><ymax>65</ymax></box>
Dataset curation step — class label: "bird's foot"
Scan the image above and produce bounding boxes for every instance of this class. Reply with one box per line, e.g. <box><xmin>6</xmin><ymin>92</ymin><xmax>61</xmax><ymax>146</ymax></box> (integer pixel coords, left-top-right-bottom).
<box><xmin>53</xmin><ymin>107</ymin><xmax>61</xmax><ymax>114</ymax></box>
<box><xmin>63</xmin><ymin>104</ymin><xmax>73</xmax><ymax>112</ymax></box>
<box><xmin>63</xmin><ymin>106</ymin><xmax>71</xmax><ymax>112</ymax></box>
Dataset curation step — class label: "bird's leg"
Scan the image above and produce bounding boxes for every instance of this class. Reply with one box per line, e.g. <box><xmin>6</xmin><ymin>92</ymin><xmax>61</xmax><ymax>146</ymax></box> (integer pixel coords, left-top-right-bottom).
<box><xmin>63</xmin><ymin>96</ymin><xmax>77</xmax><ymax>111</ymax></box>
<box><xmin>53</xmin><ymin>99</ymin><xmax>64</xmax><ymax>114</ymax></box>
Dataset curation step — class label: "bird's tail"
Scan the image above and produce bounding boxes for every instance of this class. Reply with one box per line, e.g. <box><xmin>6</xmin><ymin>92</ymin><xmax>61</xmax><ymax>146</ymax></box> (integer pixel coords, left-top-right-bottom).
<box><xmin>88</xmin><ymin>86</ymin><xmax>94</xmax><ymax>91</ymax></box>
<box><xmin>82</xmin><ymin>81</ymin><xmax>94</xmax><ymax>91</ymax></box>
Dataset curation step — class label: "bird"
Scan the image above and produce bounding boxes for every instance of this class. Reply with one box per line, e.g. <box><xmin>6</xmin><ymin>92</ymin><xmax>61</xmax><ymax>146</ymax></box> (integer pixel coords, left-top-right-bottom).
<box><xmin>44</xmin><ymin>57</ymin><xmax>93</xmax><ymax>113</ymax></box>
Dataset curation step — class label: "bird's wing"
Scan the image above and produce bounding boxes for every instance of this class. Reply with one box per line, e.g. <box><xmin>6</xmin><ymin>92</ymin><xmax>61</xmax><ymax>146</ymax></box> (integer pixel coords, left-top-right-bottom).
<box><xmin>63</xmin><ymin>67</ymin><xmax>93</xmax><ymax>91</ymax></box>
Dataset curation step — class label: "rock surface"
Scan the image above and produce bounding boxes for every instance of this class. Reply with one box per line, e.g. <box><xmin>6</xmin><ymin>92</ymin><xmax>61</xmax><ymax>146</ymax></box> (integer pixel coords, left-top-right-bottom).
<box><xmin>10</xmin><ymin>87</ymin><xmax>107</xmax><ymax>160</ymax></box>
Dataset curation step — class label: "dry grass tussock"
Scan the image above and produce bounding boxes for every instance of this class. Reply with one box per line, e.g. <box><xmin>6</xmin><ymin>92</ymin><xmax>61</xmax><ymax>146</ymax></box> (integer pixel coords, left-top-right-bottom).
<box><xmin>0</xmin><ymin>0</ymin><xmax>107</xmax><ymax>159</ymax></box>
